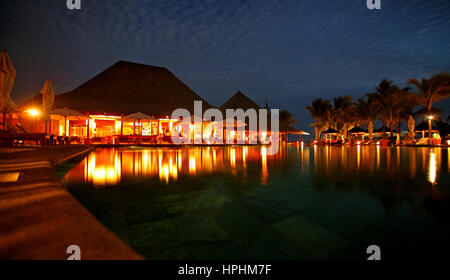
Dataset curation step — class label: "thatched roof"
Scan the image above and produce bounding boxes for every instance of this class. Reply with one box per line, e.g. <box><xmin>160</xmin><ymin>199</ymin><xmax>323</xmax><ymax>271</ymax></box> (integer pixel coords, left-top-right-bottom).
<box><xmin>51</xmin><ymin>107</ymin><xmax>85</xmax><ymax>116</ymax></box>
<box><xmin>122</xmin><ymin>112</ymin><xmax>157</xmax><ymax>121</ymax></box>
<box><xmin>322</xmin><ymin>127</ymin><xmax>340</xmax><ymax>135</ymax></box>
<box><xmin>348</xmin><ymin>126</ymin><xmax>368</xmax><ymax>134</ymax></box>
<box><xmin>51</xmin><ymin>107</ymin><xmax>89</xmax><ymax>120</ymax></box>
<box><xmin>220</xmin><ymin>91</ymin><xmax>307</xmax><ymax>134</ymax></box>
<box><xmin>20</xmin><ymin>61</ymin><xmax>213</xmax><ymax>117</ymax></box>
<box><xmin>219</xmin><ymin>91</ymin><xmax>262</xmax><ymax>113</ymax></box>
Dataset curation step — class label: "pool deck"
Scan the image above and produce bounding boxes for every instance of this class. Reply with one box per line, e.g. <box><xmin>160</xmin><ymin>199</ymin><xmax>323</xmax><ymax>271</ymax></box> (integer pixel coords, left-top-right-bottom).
<box><xmin>0</xmin><ymin>145</ymin><xmax>142</xmax><ymax>260</ymax></box>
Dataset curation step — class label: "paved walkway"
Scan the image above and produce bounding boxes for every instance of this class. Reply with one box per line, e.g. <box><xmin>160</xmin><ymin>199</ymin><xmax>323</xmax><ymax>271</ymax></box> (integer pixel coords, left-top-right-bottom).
<box><xmin>0</xmin><ymin>146</ymin><xmax>142</xmax><ymax>260</ymax></box>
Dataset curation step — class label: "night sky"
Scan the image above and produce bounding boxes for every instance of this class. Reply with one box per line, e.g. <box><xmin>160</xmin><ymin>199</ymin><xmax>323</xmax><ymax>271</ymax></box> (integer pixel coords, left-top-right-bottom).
<box><xmin>1</xmin><ymin>0</ymin><xmax>450</xmax><ymax>133</ymax></box>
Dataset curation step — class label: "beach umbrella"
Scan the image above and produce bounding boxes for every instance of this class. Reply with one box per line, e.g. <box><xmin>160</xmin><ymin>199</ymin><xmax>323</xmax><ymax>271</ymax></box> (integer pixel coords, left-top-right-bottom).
<box><xmin>40</xmin><ymin>78</ymin><xmax>55</xmax><ymax>133</ymax></box>
<box><xmin>348</xmin><ymin>125</ymin><xmax>368</xmax><ymax>140</ymax></box>
<box><xmin>279</xmin><ymin>122</ymin><xmax>309</xmax><ymax>135</ymax></box>
<box><xmin>321</xmin><ymin>127</ymin><xmax>340</xmax><ymax>135</ymax></box>
<box><xmin>51</xmin><ymin>107</ymin><xmax>87</xmax><ymax>118</ymax></box>
<box><xmin>348</xmin><ymin>125</ymin><xmax>368</xmax><ymax>134</ymax></box>
<box><xmin>408</xmin><ymin>115</ymin><xmax>415</xmax><ymax>138</ymax></box>
<box><xmin>321</xmin><ymin>127</ymin><xmax>340</xmax><ymax>141</ymax></box>
<box><xmin>284</xmin><ymin>129</ymin><xmax>309</xmax><ymax>135</ymax></box>
<box><xmin>0</xmin><ymin>50</ymin><xmax>17</xmax><ymax>131</ymax></box>
<box><xmin>122</xmin><ymin>112</ymin><xmax>157</xmax><ymax>135</ymax></box>
<box><xmin>122</xmin><ymin>112</ymin><xmax>157</xmax><ymax>121</ymax></box>
<box><xmin>368</xmin><ymin>120</ymin><xmax>374</xmax><ymax>140</ymax></box>
<box><xmin>51</xmin><ymin>107</ymin><xmax>89</xmax><ymax>136</ymax></box>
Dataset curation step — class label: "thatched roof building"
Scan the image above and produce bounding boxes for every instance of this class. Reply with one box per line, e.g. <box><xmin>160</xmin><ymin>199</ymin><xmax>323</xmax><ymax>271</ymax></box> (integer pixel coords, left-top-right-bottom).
<box><xmin>219</xmin><ymin>91</ymin><xmax>262</xmax><ymax>113</ymax></box>
<box><xmin>20</xmin><ymin>61</ymin><xmax>213</xmax><ymax>117</ymax></box>
<box><xmin>220</xmin><ymin>91</ymin><xmax>307</xmax><ymax>134</ymax></box>
<box><xmin>19</xmin><ymin>62</ymin><xmax>308</xmax><ymax>135</ymax></box>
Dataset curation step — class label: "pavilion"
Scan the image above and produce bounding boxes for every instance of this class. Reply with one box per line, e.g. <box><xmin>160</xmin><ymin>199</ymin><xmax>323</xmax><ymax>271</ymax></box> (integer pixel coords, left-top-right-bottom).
<box><xmin>18</xmin><ymin>61</ymin><xmax>213</xmax><ymax>143</ymax></box>
<box><xmin>219</xmin><ymin>91</ymin><xmax>308</xmax><ymax>143</ymax></box>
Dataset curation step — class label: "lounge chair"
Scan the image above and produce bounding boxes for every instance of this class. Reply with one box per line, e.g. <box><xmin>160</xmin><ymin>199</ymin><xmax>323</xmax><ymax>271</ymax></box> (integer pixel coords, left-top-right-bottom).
<box><xmin>7</xmin><ymin>123</ymin><xmax>23</xmax><ymax>134</ymax></box>
<box><xmin>401</xmin><ymin>139</ymin><xmax>416</xmax><ymax>146</ymax></box>
<box><xmin>15</xmin><ymin>123</ymin><xmax>32</xmax><ymax>134</ymax></box>
<box><xmin>415</xmin><ymin>138</ymin><xmax>429</xmax><ymax>145</ymax></box>
<box><xmin>0</xmin><ymin>123</ymin><xmax>46</xmax><ymax>146</ymax></box>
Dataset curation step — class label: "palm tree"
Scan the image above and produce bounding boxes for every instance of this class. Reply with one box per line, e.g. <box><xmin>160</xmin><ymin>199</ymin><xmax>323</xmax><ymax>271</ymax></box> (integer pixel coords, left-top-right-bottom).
<box><xmin>306</xmin><ymin>98</ymin><xmax>332</xmax><ymax>140</ymax></box>
<box><xmin>354</xmin><ymin>98</ymin><xmax>370</xmax><ymax>127</ymax></box>
<box><xmin>279</xmin><ymin>109</ymin><xmax>297</xmax><ymax>125</ymax></box>
<box><xmin>354</xmin><ymin>97</ymin><xmax>379</xmax><ymax>140</ymax></box>
<box><xmin>408</xmin><ymin>73</ymin><xmax>450</xmax><ymax>140</ymax></box>
<box><xmin>333</xmin><ymin>95</ymin><xmax>354</xmax><ymax>140</ymax></box>
<box><xmin>366</xmin><ymin>79</ymin><xmax>408</xmax><ymax>139</ymax></box>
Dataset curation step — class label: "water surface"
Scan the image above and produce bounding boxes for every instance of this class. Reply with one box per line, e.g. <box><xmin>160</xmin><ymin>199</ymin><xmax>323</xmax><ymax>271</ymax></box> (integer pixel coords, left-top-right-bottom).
<box><xmin>60</xmin><ymin>145</ymin><xmax>450</xmax><ymax>260</ymax></box>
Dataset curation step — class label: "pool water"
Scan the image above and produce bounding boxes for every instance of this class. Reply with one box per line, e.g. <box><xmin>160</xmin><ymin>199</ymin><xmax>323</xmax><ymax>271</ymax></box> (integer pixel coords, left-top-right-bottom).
<box><xmin>58</xmin><ymin>145</ymin><xmax>450</xmax><ymax>260</ymax></box>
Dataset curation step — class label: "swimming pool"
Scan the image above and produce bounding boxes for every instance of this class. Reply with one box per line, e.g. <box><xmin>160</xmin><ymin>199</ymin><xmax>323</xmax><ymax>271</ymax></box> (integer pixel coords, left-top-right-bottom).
<box><xmin>58</xmin><ymin>145</ymin><xmax>450</xmax><ymax>260</ymax></box>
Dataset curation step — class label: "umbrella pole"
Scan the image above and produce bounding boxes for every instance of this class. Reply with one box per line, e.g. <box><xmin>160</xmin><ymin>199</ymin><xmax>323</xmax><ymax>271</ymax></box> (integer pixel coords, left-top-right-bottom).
<box><xmin>65</xmin><ymin>116</ymin><xmax>67</xmax><ymax>136</ymax></box>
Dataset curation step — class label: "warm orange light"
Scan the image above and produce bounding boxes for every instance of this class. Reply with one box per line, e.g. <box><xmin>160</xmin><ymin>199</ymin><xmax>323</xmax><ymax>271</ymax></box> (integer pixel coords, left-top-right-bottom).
<box><xmin>26</xmin><ymin>108</ymin><xmax>40</xmax><ymax>116</ymax></box>
<box><xmin>89</xmin><ymin>115</ymin><xmax>121</xmax><ymax>120</ymax></box>
<box><xmin>427</xmin><ymin>115</ymin><xmax>434</xmax><ymax>120</ymax></box>
<box><xmin>261</xmin><ymin>147</ymin><xmax>268</xmax><ymax>185</ymax></box>
<box><xmin>159</xmin><ymin>118</ymin><xmax>178</xmax><ymax>121</ymax></box>
<box><xmin>230</xmin><ymin>148</ymin><xmax>236</xmax><ymax>168</ymax></box>
<box><xmin>428</xmin><ymin>149</ymin><xmax>437</xmax><ymax>184</ymax></box>
<box><xmin>357</xmin><ymin>141</ymin><xmax>361</xmax><ymax>145</ymax></box>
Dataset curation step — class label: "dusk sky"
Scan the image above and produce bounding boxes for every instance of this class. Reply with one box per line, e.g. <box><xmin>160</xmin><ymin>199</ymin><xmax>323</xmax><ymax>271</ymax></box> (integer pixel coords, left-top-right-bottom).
<box><xmin>1</xmin><ymin>0</ymin><xmax>450</xmax><ymax>132</ymax></box>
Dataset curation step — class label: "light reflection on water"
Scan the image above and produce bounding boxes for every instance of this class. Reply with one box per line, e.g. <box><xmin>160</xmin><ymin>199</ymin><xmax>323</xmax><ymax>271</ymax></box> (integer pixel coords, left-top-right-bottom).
<box><xmin>310</xmin><ymin>146</ymin><xmax>445</xmax><ymax>186</ymax></box>
<box><xmin>65</xmin><ymin>146</ymin><xmax>282</xmax><ymax>186</ymax></box>
<box><xmin>64</xmin><ymin>146</ymin><xmax>448</xmax><ymax>189</ymax></box>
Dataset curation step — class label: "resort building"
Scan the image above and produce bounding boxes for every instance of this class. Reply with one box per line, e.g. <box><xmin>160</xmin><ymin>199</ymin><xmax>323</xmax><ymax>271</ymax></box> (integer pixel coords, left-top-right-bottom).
<box><xmin>12</xmin><ymin>61</ymin><xmax>304</xmax><ymax>145</ymax></box>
